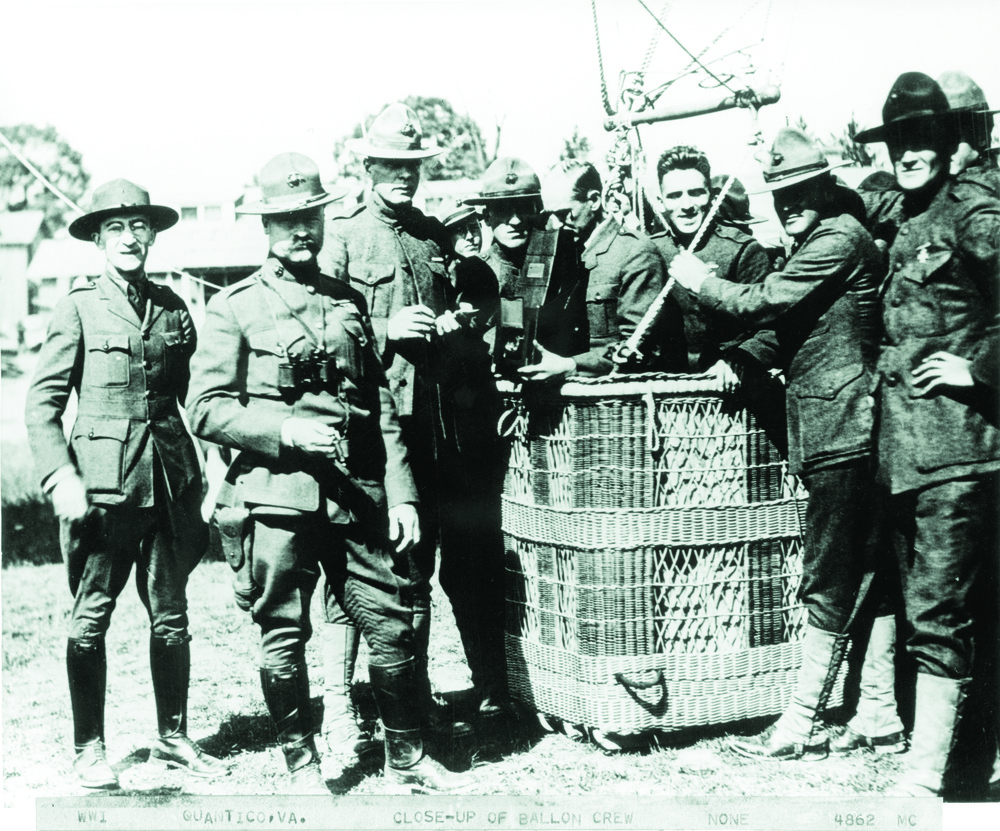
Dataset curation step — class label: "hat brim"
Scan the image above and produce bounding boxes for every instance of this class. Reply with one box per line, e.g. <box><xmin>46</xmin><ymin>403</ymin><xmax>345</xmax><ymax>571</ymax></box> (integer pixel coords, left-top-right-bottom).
<box><xmin>442</xmin><ymin>207</ymin><xmax>478</xmax><ymax>227</ymax></box>
<box><xmin>345</xmin><ymin>138</ymin><xmax>444</xmax><ymax>159</ymax></box>
<box><xmin>463</xmin><ymin>192</ymin><xmax>542</xmax><ymax>206</ymax></box>
<box><xmin>853</xmin><ymin>110</ymin><xmax>964</xmax><ymax>144</ymax></box>
<box><xmin>69</xmin><ymin>204</ymin><xmax>179</xmax><ymax>241</ymax></box>
<box><xmin>236</xmin><ymin>187</ymin><xmax>351</xmax><ymax>215</ymax></box>
<box><xmin>752</xmin><ymin>160</ymin><xmax>852</xmax><ymax>194</ymax></box>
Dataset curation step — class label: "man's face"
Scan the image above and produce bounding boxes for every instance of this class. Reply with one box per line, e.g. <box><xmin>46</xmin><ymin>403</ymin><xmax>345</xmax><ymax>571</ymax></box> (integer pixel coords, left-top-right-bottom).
<box><xmin>772</xmin><ymin>179</ymin><xmax>824</xmax><ymax>241</ymax></box>
<box><xmin>484</xmin><ymin>197</ymin><xmax>541</xmax><ymax>250</ymax></box>
<box><xmin>658</xmin><ymin>168</ymin><xmax>711</xmax><ymax>238</ymax></box>
<box><xmin>365</xmin><ymin>157</ymin><xmax>422</xmax><ymax>205</ymax></box>
<box><xmin>449</xmin><ymin>217</ymin><xmax>482</xmax><ymax>259</ymax></box>
<box><xmin>263</xmin><ymin>207</ymin><xmax>325</xmax><ymax>264</ymax></box>
<box><xmin>542</xmin><ymin>173</ymin><xmax>600</xmax><ymax>243</ymax></box>
<box><xmin>93</xmin><ymin>212</ymin><xmax>155</xmax><ymax>275</ymax></box>
<box><xmin>886</xmin><ymin>124</ymin><xmax>948</xmax><ymax>192</ymax></box>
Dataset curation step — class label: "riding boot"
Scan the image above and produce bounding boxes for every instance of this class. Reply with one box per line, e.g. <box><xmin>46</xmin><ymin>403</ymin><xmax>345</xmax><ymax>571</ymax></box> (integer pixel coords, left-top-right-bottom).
<box><xmin>369</xmin><ymin>658</ymin><xmax>475</xmax><ymax>794</ymax></box>
<box><xmin>260</xmin><ymin>663</ymin><xmax>328</xmax><ymax>794</ymax></box>
<box><xmin>148</xmin><ymin>637</ymin><xmax>229</xmax><ymax>779</ymax></box>
<box><xmin>320</xmin><ymin>623</ymin><xmax>373</xmax><ymax>758</ymax></box>
<box><xmin>67</xmin><ymin>638</ymin><xmax>118</xmax><ymax>789</ymax></box>
<box><xmin>831</xmin><ymin>616</ymin><xmax>906</xmax><ymax>754</ymax></box>
<box><xmin>889</xmin><ymin>674</ymin><xmax>967</xmax><ymax>797</ymax></box>
<box><xmin>730</xmin><ymin>625</ymin><xmax>847</xmax><ymax>760</ymax></box>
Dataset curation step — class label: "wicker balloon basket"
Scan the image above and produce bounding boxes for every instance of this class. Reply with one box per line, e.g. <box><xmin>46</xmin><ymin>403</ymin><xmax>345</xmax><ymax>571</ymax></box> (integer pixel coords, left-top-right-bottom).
<box><xmin>499</xmin><ymin>372</ymin><xmax>843</xmax><ymax>737</ymax></box>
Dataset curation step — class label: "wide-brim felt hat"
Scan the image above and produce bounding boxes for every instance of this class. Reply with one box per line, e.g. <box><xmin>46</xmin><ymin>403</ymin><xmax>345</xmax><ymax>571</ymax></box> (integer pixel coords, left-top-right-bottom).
<box><xmin>69</xmin><ymin>179</ymin><xmax>179</xmax><ymax>241</ymax></box>
<box><xmin>346</xmin><ymin>103</ymin><xmax>443</xmax><ymax>160</ymax></box>
<box><xmin>752</xmin><ymin>128</ymin><xmax>851</xmax><ymax>193</ymax></box>
<box><xmin>937</xmin><ymin>70</ymin><xmax>1000</xmax><ymax>117</ymax></box>
<box><xmin>464</xmin><ymin>157</ymin><xmax>542</xmax><ymax>205</ymax></box>
<box><xmin>712</xmin><ymin>175</ymin><xmax>766</xmax><ymax>224</ymax></box>
<box><xmin>237</xmin><ymin>152</ymin><xmax>349</xmax><ymax>215</ymax></box>
<box><xmin>854</xmin><ymin>72</ymin><xmax>964</xmax><ymax>144</ymax></box>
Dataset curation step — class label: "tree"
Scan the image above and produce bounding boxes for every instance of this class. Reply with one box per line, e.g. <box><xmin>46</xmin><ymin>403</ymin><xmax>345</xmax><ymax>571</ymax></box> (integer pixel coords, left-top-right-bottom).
<box><xmin>331</xmin><ymin>96</ymin><xmax>497</xmax><ymax>183</ymax></box>
<box><xmin>0</xmin><ymin>124</ymin><xmax>90</xmax><ymax>233</ymax></box>
<box><xmin>559</xmin><ymin>127</ymin><xmax>591</xmax><ymax>161</ymax></box>
<box><xmin>831</xmin><ymin>115</ymin><xmax>877</xmax><ymax>167</ymax></box>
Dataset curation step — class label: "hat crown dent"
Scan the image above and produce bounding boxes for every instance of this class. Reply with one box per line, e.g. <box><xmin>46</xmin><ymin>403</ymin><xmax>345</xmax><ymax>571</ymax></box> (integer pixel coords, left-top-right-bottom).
<box><xmin>760</xmin><ymin>128</ymin><xmax>829</xmax><ymax>184</ymax></box>
<box><xmin>90</xmin><ymin>178</ymin><xmax>153</xmax><ymax>212</ymax></box>
<box><xmin>882</xmin><ymin>71</ymin><xmax>951</xmax><ymax>124</ymax></box>
<box><xmin>477</xmin><ymin>157</ymin><xmax>541</xmax><ymax>199</ymax></box>
<box><xmin>258</xmin><ymin>152</ymin><xmax>326</xmax><ymax>204</ymax></box>
<box><xmin>937</xmin><ymin>70</ymin><xmax>990</xmax><ymax>111</ymax></box>
<box><xmin>366</xmin><ymin>103</ymin><xmax>428</xmax><ymax>153</ymax></box>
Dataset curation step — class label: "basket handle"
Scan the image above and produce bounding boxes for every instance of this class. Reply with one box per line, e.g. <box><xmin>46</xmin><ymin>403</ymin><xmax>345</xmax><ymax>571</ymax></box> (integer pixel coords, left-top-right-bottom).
<box><xmin>614</xmin><ymin>669</ymin><xmax>668</xmax><ymax>716</ymax></box>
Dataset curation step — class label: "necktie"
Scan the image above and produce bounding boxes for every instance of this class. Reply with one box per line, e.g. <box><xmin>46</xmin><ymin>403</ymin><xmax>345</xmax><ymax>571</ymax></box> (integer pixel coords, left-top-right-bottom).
<box><xmin>126</xmin><ymin>282</ymin><xmax>145</xmax><ymax>320</ymax></box>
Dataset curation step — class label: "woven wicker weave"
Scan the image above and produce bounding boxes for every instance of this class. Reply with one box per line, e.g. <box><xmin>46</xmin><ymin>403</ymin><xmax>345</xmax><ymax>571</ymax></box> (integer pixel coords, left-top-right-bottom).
<box><xmin>500</xmin><ymin>372</ymin><xmax>842</xmax><ymax>734</ymax></box>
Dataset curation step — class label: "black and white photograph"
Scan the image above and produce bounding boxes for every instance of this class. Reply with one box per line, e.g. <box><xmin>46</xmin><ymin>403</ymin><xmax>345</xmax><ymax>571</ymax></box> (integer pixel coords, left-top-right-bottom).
<box><xmin>2</xmin><ymin>1</ymin><xmax>998</xmax><ymax>829</ymax></box>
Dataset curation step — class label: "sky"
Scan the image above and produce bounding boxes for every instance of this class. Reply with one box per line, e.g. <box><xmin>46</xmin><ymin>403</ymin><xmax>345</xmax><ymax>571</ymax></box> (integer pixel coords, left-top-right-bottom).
<box><xmin>2</xmin><ymin>0</ymin><xmax>997</xmax><ymax>210</ymax></box>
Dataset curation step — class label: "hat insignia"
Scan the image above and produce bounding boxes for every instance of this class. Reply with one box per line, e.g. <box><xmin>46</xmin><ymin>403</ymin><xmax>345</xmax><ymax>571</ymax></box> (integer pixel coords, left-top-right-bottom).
<box><xmin>771</xmin><ymin>152</ymin><xmax>784</xmax><ymax>166</ymax></box>
<box><xmin>505</xmin><ymin>172</ymin><xmax>519</xmax><ymax>185</ymax></box>
<box><xmin>287</xmin><ymin>172</ymin><xmax>306</xmax><ymax>188</ymax></box>
<box><xmin>400</xmin><ymin>121</ymin><xmax>417</xmax><ymax>138</ymax></box>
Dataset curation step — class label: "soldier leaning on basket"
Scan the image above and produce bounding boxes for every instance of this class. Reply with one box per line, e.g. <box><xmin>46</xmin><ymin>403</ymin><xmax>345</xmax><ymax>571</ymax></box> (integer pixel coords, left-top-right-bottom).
<box><xmin>854</xmin><ymin>72</ymin><xmax>1000</xmax><ymax>799</ymax></box>
<box><xmin>539</xmin><ymin>159</ymin><xmax>688</xmax><ymax>375</ymax></box>
<box><xmin>319</xmin><ymin>103</ymin><xmax>507</xmax><ymax>728</ymax></box>
<box><xmin>186</xmin><ymin>152</ymin><xmax>475</xmax><ymax>795</ymax></box>
<box><xmin>24</xmin><ymin>180</ymin><xmax>229</xmax><ymax>789</ymax></box>
<box><xmin>669</xmin><ymin>128</ymin><xmax>901</xmax><ymax>761</ymax></box>
<box><xmin>457</xmin><ymin>156</ymin><xmax>590</xmax><ymax>383</ymax></box>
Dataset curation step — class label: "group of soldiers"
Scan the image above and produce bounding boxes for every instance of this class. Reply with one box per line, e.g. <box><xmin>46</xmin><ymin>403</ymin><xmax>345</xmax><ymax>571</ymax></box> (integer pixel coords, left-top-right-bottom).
<box><xmin>24</xmin><ymin>67</ymin><xmax>998</xmax><ymax>799</ymax></box>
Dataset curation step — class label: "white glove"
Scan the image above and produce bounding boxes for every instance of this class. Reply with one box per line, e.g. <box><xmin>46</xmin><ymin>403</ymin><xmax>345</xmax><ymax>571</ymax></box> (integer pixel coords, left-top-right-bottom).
<box><xmin>51</xmin><ymin>473</ymin><xmax>90</xmax><ymax>523</ymax></box>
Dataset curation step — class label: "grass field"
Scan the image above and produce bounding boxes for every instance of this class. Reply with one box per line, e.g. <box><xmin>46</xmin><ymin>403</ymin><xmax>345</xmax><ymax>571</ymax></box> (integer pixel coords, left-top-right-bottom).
<box><xmin>3</xmin><ymin>558</ymin><xmax>913</xmax><ymax>812</ymax></box>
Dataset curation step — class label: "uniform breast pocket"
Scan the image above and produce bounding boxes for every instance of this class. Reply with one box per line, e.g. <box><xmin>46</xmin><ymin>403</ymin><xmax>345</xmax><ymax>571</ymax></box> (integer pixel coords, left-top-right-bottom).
<box><xmin>348</xmin><ymin>262</ymin><xmax>396</xmax><ymax>319</ymax></box>
<box><xmin>86</xmin><ymin>333</ymin><xmax>131</xmax><ymax>387</ymax></box>
<box><xmin>160</xmin><ymin>328</ymin><xmax>187</xmax><ymax>376</ymax></box>
<box><xmin>71</xmin><ymin>418</ymin><xmax>130</xmax><ymax>494</ymax></box>
<box><xmin>586</xmin><ymin>275</ymin><xmax>619</xmax><ymax>341</ymax></box>
<box><xmin>328</xmin><ymin>304</ymin><xmax>369</xmax><ymax>379</ymax></box>
<box><xmin>247</xmin><ymin>330</ymin><xmax>290</xmax><ymax>394</ymax></box>
<box><xmin>899</xmin><ymin>248</ymin><xmax>964</xmax><ymax>338</ymax></box>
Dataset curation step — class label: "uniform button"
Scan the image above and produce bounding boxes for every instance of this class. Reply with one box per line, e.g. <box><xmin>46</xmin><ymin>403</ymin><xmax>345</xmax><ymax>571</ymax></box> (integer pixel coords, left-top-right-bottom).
<box><xmin>306</xmin><ymin>285</ymin><xmax>316</xmax><ymax>295</ymax></box>
<box><xmin>890</xmin><ymin>296</ymin><xmax>902</xmax><ymax>307</ymax></box>
<box><xmin>893</xmin><ymin>261</ymin><xmax>903</xmax><ymax>271</ymax></box>
<box><xmin>900</xmin><ymin>227</ymin><xmax>909</xmax><ymax>236</ymax></box>
<box><xmin>886</xmin><ymin>372</ymin><xmax>900</xmax><ymax>387</ymax></box>
<box><xmin>144</xmin><ymin>389</ymin><xmax>151</xmax><ymax>397</ymax></box>
<box><xmin>143</xmin><ymin>361</ymin><xmax>152</xmax><ymax>370</ymax></box>
<box><xmin>865</xmin><ymin>395</ymin><xmax>875</xmax><ymax>409</ymax></box>
<box><xmin>398</xmin><ymin>379</ymin><xmax>408</xmax><ymax>388</ymax></box>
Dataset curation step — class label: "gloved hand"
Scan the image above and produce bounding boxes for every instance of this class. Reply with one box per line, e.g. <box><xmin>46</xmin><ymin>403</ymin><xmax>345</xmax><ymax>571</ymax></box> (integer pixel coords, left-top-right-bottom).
<box><xmin>51</xmin><ymin>472</ymin><xmax>90</xmax><ymax>523</ymax></box>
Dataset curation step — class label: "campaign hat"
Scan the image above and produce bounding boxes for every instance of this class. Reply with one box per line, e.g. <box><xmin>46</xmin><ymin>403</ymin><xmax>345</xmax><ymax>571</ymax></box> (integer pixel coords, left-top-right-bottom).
<box><xmin>712</xmin><ymin>175</ymin><xmax>766</xmax><ymax>224</ymax></box>
<box><xmin>464</xmin><ymin>157</ymin><xmax>542</xmax><ymax>205</ymax></box>
<box><xmin>753</xmin><ymin>128</ymin><xmax>850</xmax><ymax>193</ymax></box>
<box><xmin>69</xmin><ymin>179</ymin><xmax>179</xmax><ymax>241</ymax></box>
<box><xmin>346</xmin><ymin>103</ymin><xmax>443</xmax><ymax>160</ymax></box>
<box><xmin>237</xmin><ymin>153</ymin><xmax>349</xmax><ymax>215</ymax></box>
<box><xmin>854</xmin><ymin>72</ymin><xmax>962</xmax><ymax>144</ymax></box>
<box><xmin>937</xmin><ymin>70</ymin><xmax>999</xmax><ymax>116</ymax></box>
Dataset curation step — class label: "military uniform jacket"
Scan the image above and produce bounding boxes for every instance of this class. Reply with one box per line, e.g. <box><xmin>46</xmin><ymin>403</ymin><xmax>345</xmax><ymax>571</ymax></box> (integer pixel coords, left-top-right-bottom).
<box><xmin>653</xmin><ymin>221</ymin><xmax>772</xmax><ymax>372</ymax></box>
<box><xmin>25</xmin><ymin>268</ymin><xmax>201</xmax><ymax>507</ymax></box>
<box><xmin>878</xmin><ymin>179</ymin><xmax>1000</xmax><ymax>494</ymax></box>
<box><xmin>699</xmin><ymin>213</ymin><xmax>882</xmax><ymax>475</ymax></box>
<box><xmin>473</xmin><ymin>236</ymin><xmax>590</xmax><ymax>363</ymax></box>
<box><xmin>319</xmin><ymin>190</ymin><xmax>455</xmax><ymax>417</ymax></box>
<box><xmin>185</xmin><ymin>258</ymin><xmax>417</xmax><ymax>514</ymax></box>
<box><xmin>574</xmin><ymin>218</ymin><xmax>668</xmax><ymax>374</ymax></box>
